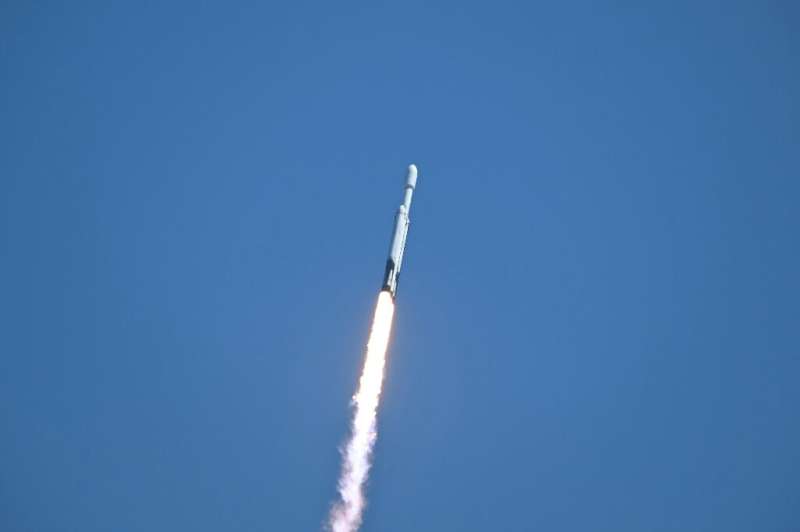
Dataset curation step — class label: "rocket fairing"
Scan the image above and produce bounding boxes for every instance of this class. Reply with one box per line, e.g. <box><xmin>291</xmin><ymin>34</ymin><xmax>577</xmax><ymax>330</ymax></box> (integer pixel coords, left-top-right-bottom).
<box><xmin>381</xmin><ymin>164</ymin><xmax>418</xmax><ymax>299</ymax></box>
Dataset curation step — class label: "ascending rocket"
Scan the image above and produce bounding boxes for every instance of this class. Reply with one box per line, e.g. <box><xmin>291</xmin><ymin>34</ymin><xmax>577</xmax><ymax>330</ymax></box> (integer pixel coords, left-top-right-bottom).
<box><xmin>381</xmin><ymin>164</ymin><xmax>418</xmax><ymax>299</ymax></box>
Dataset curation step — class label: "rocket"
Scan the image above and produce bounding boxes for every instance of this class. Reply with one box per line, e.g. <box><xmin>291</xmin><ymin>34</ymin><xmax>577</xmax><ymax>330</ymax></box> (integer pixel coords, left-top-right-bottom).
<box><xmin>381</xmin><ymin>164</ymin><xmax>418</xmax><ymax>299</ymax></box>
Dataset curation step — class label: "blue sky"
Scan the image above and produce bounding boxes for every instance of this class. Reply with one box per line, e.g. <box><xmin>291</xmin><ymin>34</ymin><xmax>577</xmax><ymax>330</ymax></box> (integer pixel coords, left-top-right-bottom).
<box><xmin>2</xmin><ymin>2</ymin><xmax>798</xmax><ymax>531</ymax></box>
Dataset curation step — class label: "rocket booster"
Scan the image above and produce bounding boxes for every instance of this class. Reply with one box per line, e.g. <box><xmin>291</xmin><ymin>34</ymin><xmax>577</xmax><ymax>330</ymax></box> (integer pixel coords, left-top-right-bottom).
<box><xmin>381</xmin><ymin>164</ymin><xmax>418</xmax><ymax>299</ymax></box>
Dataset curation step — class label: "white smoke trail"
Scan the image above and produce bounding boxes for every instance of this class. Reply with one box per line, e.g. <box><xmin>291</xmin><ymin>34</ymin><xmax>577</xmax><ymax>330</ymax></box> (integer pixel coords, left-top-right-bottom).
<box><xmin>328</xmin><ymin>291</ymin><xmax>395</xmax><ymax>532</ymax></box>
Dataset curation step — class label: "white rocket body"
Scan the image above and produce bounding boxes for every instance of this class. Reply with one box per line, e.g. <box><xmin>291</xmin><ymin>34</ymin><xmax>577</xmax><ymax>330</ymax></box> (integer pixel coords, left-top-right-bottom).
<box><xmin>381</xmin><ymin>164</ymin><xmax>417</xmax><ymax>299</ymax></box>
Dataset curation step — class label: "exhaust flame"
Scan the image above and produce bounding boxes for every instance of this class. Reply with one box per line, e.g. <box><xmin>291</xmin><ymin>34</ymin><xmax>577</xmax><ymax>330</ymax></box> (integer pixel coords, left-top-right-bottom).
<box><xmin>328</xmin><ymin>291</ymin><xmax>395</xmax><ymax>532</ymax></box>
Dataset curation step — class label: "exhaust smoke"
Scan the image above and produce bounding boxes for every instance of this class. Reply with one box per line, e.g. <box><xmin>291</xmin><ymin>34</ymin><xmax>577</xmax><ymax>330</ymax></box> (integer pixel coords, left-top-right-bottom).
<box><xmin>328</xmin><ymin>291</ymin><xmax>395</xmax><ymax>532</ymax></box>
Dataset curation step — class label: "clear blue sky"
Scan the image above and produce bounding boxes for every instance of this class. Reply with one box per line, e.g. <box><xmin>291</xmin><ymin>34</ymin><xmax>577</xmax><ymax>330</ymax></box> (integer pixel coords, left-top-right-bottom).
<box><xmin>2</xmin><ymin>2</ymin><xmax>798</xmax><ymax>531</ymax></box>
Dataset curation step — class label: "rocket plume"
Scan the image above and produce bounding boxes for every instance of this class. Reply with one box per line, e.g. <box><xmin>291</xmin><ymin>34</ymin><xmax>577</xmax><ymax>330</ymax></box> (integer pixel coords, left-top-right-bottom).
<box><xmin>328</xmin><ymin>291</ymin><xmax>395</xmax><ymax>532</ymax></box>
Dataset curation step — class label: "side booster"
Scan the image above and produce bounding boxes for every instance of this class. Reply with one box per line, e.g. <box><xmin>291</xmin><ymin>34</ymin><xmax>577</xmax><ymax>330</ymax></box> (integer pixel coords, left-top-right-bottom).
<box><xmin>381</xmin><ymin>164</ymin><xmax>418</xmax><ymax>299</ymax></box>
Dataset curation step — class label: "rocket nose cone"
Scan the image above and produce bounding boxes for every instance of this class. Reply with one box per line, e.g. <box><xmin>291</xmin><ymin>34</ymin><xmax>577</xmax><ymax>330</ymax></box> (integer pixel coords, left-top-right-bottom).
<box><xmin>406</xmin><ymin>164</ymin><xmax>418</xmax><ymax>188</ymax></box>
